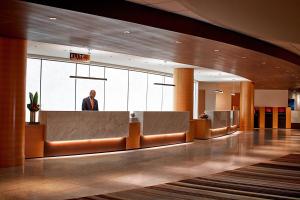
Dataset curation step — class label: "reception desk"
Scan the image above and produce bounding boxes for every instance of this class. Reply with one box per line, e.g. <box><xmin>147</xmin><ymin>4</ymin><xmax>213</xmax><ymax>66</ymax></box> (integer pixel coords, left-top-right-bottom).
<box><xmin>195</xmin><ymin>110</ymin><xmax>239</xmax><ymax>139</ymax></box>
<box><xmin>39</xmin><ymin>111</ymin><xmax>129</xmax><ymax>156</ymax></box>
<box><xmin>134</xmin><ymin>111</ymin><xmax>189</xmax><ymax>147</ymax></box>
<box><xmin>24</xmin><ymin>110</ymin><xmax>237</xmax><ymax>158</ymax></box>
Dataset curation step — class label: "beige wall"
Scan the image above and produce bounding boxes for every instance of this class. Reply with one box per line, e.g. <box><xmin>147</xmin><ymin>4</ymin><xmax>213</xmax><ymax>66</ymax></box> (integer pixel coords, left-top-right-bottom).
<box><xmin>199</xmin><ymin>82</ymin><xmax>240</xmax><ymax>111</ymax></box>
<box><xmin>254</xmin><ymin>90</ymin><xmax>288</xmax><ymax>107</ymax></box>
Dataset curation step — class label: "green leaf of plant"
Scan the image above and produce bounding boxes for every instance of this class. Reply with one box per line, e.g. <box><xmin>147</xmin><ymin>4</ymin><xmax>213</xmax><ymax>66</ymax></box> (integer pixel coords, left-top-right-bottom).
<box><xmin>29</xmin><ymin>92</ymin><xmax>33</xmax><ymax>104</ymax></box>
<box><xmin>33</xmin><ymin>92</ymin><xmax>38</xmax><ymax>105</ymax></box>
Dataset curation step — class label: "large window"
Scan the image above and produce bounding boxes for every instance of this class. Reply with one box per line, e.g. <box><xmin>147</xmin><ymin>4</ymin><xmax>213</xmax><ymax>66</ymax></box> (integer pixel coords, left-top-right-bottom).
<box><xmin>76</xmin><ymin>64</ymin><xmax>105</xmax><ymax>111</ymax></box>
<box><xmin>128</xmin><ymin>71</ymin><xmax>147</xmax><ymax>112</ymax></box>
<box><xmin>41</xmin><ymin>60</ymin><xmax>76</xmax><ymax>111</ymax></box>
<box><xmin>25</xmin><ymin>58</ymin><xmax>41</xmax><ymax>121</ymax></box>
<box><xmin>105</xmin><ymin>67</ymin><xmax>128</xmax><ymax>111</ymax></box>
<box><xmin>26</xmin><ymin>58</ymin><xmax>192</xmax><ymax>120</ymax></box>
<box><xmin>147</xmin><ymin>74</ymin><xmax>163</xmax><ymax>111</ymax></box>
<box><xmin>162</xmin><ymin>76</ymin><xmax>174</xmax><ymax>111</ymax></box>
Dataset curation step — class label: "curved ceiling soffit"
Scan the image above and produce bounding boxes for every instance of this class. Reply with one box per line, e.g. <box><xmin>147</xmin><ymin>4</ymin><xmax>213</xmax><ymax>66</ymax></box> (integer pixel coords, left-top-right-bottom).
<box><xmin>177</xmin><ymin>0</ymin><xmax>300</xmax><ymax>44</ymax></box>
<box><xmin>23</xmin><ymin>0</ymin><xmax>300</xmax><ymax>66</ymax></box>
<box><xmin>17</xmin><ymin>0</ymin><xmax>300</xmax><ymax>89</ymax></box>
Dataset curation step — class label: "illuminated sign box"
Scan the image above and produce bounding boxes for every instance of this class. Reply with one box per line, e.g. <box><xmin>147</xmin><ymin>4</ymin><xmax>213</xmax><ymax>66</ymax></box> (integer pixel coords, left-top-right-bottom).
<box><xmin>70</xmin><ymin>52</ymin><xmax>90</xmax><ymax>62</ymax></box>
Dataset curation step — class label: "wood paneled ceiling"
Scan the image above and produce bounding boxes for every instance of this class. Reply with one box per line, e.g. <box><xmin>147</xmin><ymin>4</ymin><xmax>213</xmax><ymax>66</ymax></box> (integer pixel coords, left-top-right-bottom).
<box><xmin>1</xmin><ymin>0</ymin><xmax>300</xmax><ymax>89</ymax></box>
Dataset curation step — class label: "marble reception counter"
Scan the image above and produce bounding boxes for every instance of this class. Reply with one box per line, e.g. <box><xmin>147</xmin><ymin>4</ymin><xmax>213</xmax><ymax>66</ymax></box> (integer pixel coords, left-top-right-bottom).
<box><xmin>134</xmin><ymin>111</ymin><xmax>189</xmax><ymax>135</ymax></box>
<box><xmin>39</xmin><ymin>111</ymin><xmax>129</xmax><ymax>141</ymax></box>
<box><xmin>203</xmin><ymin>110</ymin><xmax>239</xmax><ymax>138</ymax></box>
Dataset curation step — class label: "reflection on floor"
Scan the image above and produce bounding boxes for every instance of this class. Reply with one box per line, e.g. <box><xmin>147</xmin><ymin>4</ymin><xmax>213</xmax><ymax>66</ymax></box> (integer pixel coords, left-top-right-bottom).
<box><xmin>73</xmin><ymin>153</ymin><xmax>300</xmax><ymax>200</ymax></box>
<box><xmin>0</xmin><ymin>129</ymin><xmax>299</xmax><ymax>200</ymax></box>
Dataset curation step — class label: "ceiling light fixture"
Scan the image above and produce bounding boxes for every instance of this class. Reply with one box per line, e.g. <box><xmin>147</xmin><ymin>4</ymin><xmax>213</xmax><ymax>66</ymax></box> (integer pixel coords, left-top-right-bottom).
<box><xmin>154</xmin><ymin>83</ymin><xmax>175</xmax><ymax>87</ymax></box>
<box><xmin>123</xmin><ymin>30</ymin><xmax>131</xmax><ymax>34</ymax></box>
<box><xmin>213</xmin><ymin>89</ymin><xmax>223</xmax><ymax>94</ymax></box>
<box><xmin>214</xmin><ymin>49</ymin><xmax>220</xmax><ymax>52</ymax></box>
<box><xmin>241</xmin><ymin>56</ymin><xmax>247</xmax><ymax>59</ymax></box>
<box><xmin>49</xmin><ymin>17</ymin><xmax>57</xmax><ymax>20</ymax></box>
<box><xmin>175</xmin><ymin>41</ymin><xmax>182</xmax><ymax>44</ymax></box>
<box><xmin>70</xmin><ymin>76</ymin><xmax>107</xmax><ymax>81</ymax></box>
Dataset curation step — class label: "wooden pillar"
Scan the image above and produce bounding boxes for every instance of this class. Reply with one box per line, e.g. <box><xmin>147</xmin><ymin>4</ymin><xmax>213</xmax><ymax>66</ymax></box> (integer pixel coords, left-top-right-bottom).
<box><xmin>286</xmin><ymin>107</ymin><xmax>291</xmax><ymax>129</ymax></box>
<box><xmin>259</xmin><ymin>107</ymin><xmax>265</xmax><ymax>128</ymax></box>
<box><xmin>272</xmin><ymin>107</ymin><xmax>278</xmax><ymax>128</ymax></box>
<box><xmin>173</xmin><ymin>68</ymin><xmax>194</xmax><ymax>119</ymax></box>
<box><xmin>198</xmin><ymin>88</ymin><xmax>205</xmax><ymax>114</ymax></box>
<box><xmin>0</xmin><ymin>37</ymin><xmax>27</xmax><ymax>168</ymax></box>
<box><xmin>239</xmin><ymin>82</ymin><xmax>254</xmax><ymax>131</ymax></box>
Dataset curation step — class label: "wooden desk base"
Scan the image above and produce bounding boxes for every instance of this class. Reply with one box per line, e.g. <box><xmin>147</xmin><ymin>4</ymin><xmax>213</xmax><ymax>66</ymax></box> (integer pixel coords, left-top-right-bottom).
<box><xmin>126</xmin><ymin>122</ymin><xmax>141</xmax><ymax>150</ymax></box>
<box><xmin>25</xmin><ymin>124</ymin><xmax>45</xmax><ymax>158</ymax></box>
<box><xmin>45</xmin><ymin>138</ymin><xmax>126</xmax><ymax>157</ymax></box>
<box><xmin>141</xmin><ymin>133</ymin><xmax>186</xmax><ymax>148</ymax></box>
<box><xmin>195</xmin><ymin>119</ymin><xmax>211</xmax><ymax>139</ymax></box>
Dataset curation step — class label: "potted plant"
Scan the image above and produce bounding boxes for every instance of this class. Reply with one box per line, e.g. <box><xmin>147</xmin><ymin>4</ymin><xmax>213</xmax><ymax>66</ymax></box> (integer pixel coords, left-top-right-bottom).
<box><xmin>27</xmin><ymin>92</ymin><xmax>40</xmax><ymax>123</ymax></box>
<box><xmin>199</xmin><ymin>112</ymin><xmax>208</xmax><ymax>119</ymax></box>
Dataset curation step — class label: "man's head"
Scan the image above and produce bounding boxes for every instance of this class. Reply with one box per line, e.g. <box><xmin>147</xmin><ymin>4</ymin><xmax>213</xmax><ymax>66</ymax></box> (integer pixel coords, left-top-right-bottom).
<box><xmin>89</xmin><ymin>90</ymin><xmax>96</xmax><ymax>99</ymax></box>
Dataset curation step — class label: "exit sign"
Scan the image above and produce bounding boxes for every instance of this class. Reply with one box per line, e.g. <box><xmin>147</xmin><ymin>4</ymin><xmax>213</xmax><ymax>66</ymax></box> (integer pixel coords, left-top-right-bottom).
<box><xmin>70</xmin><ymin>52</ymin><xmax>90</xmax><ymax>62</ymax></box>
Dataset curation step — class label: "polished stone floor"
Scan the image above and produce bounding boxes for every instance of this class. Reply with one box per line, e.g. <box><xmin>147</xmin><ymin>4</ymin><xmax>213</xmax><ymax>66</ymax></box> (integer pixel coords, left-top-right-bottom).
<box><xmin>0</xmin><ymin>129</ymin><xmax>299</xmax><ymax>200</ymax></box>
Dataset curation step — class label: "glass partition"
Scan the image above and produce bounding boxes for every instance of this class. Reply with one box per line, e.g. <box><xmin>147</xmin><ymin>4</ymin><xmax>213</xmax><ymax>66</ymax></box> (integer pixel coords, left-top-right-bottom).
<box><xmin>147</xmin><ymin>74</ymin><xmax>163</xmax><ymax>111</ymax></box>
<box><xmin>26</xmin><ymin>58</ymin><xmax>197</xmax><ymax>116</ymax></box>
<box><xmin>41</xmin><ymin>60</ymin><xmax>76</xmax><ymax>111</ymax></box>
<box><xmin>128</xmin><ymin>71</ymin><xmax>147</xmax><ymax>112</ymax></box>
<box><xmin>162</xmin><ymin>76</ymin><xmax>174</xmax><ymax>111</ymax></box>
<box><xmin>25</xmin><ymin>58</ymin><xmax>41</xmax><ymax>121</ymax></box>
<box><xmin>76</xmin><ymin>64</ymin><xmax>105</xmax><ymax>111</ymax></box>
<box><xmin>104</xmin><ymin>67</ymin><xmax>128</xmax><ymax>111</ymax></box>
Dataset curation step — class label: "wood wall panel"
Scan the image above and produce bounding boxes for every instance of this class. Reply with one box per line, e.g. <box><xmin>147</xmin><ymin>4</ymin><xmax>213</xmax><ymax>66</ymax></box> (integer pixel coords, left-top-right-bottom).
<box><xmin>126</xmin><ymin>122</ymin><xmax>141</xmax><ymax>150</ymax></box>
<box><xmin>231</xmin><ymin>93</ymin><xmax>240</xmax><ymax>110</ymax></box>
<box><xmin>0</xmin><ymin>37</ymin><xmax>26</xmax><ymax>168</ymax></box>
<box><xmin>286</xmin><ymin>107</ymin><xmax>291</xmax><ymax>129</ymax></box>
<box><xmin>239</xmin><ymin>82</ymin><xmax>254</xmax><ymax>131</ymax></box>
<box><xmin>259</xmin><ymin>107</ymin><xmax>265</xmax><ymax>129</ymax></box>
<box><xmin>198</xmin><ymin>88</ymin><xmax>205</xmax><ymax>114</ymax></box>
<box><xmin>174</xmin><ymin>68</ymin><xmax>194</xmax><ymax>119</ymax></box>
<box><xmin>25</xmin><ymin>124</ymin><xmax>45</xmax><ymax>158</ymax></box>
<box><xmin>272</xmin><ymin>107</ymin><xmax>278</xmax><ymax>128</ymax></box>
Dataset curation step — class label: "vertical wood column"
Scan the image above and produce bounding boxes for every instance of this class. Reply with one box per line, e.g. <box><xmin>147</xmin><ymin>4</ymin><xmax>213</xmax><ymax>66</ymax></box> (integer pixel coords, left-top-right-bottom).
<box><xmin>286</xmin><ymin>107</ymin><xmax>291</xmax><ymax>129</ymax></box>
<box><xmin>239</xmin><ymin>82</ymin><xmax>254</xmax><ymax>131</ymax></box>
<box><xmin>173</xmin><ymin>68</ymin><xmax>194</xmax><ymax>119</ymax></box>
<box><xmin>259</xmin><ymin>107</ymin><xmax>265</xmax><ymax>129</ymax></box>
<box><xmin>272</xmin><ymin>107</ymin><xmax>278</xmax><ymax>128</ymax></box>
<box><xmin>198</xmin><ymin>88</ymin><xmax>205</xmax><ymax>114</ymax></box>
<box><xmin>0</xmin><ymin>37</ymin><xmax>27</xmax><ymax>168</ymax></box>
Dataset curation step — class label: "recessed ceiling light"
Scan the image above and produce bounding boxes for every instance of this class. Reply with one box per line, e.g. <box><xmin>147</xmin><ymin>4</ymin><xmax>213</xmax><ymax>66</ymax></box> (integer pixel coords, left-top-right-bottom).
<box><xmin>175</xmin><ymin>41</ymin><xmax>182</xmax><ymax>44</ymax></box>
<box><xmin>241</xmin><ymin>56</ymin><xmax>247</xmax><ymax>59</ymax></box>
<box><xmin>214</xmin><ymin>49</ymin><xmax>220</xmax><ymax>52</ymax></box>
<box><xmin>49</xmin><ymin>17</ymin><xmax>57</xmax><ymax>20</ymax></box>
<box><xmin>123</xmin><ymin>30</ymin><xmax>131</xmax><ymax>34</ymax></box>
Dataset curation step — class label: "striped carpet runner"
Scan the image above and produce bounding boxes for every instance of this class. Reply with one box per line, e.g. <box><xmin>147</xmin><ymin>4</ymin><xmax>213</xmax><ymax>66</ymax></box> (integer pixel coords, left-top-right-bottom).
<box><xmin>69</xmin><ymin>154</ymin><xmax>300</xmax><ymax>200</ymax></box>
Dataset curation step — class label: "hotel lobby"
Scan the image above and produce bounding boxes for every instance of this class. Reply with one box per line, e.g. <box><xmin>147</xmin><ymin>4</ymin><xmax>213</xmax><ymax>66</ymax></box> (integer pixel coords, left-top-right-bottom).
<box><xmin>1</xmin><ymin>0</ymin><xmax>300</xmax><ymax>199</ymax></box>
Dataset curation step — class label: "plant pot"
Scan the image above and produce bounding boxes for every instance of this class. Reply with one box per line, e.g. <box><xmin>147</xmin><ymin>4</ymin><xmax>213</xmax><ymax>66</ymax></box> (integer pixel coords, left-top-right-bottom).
<box><xmin>30</xmin><ymin>111</ymin><xmax>36</xmax><ymax>123</ymax></box>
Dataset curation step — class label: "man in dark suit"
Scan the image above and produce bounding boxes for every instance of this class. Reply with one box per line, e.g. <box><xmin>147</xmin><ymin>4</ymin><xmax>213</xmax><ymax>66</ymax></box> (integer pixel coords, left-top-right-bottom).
<box><xmin>82</xmin><ymin>90</ymin><xmax>99</xmax><ymax>111</ymax></box>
